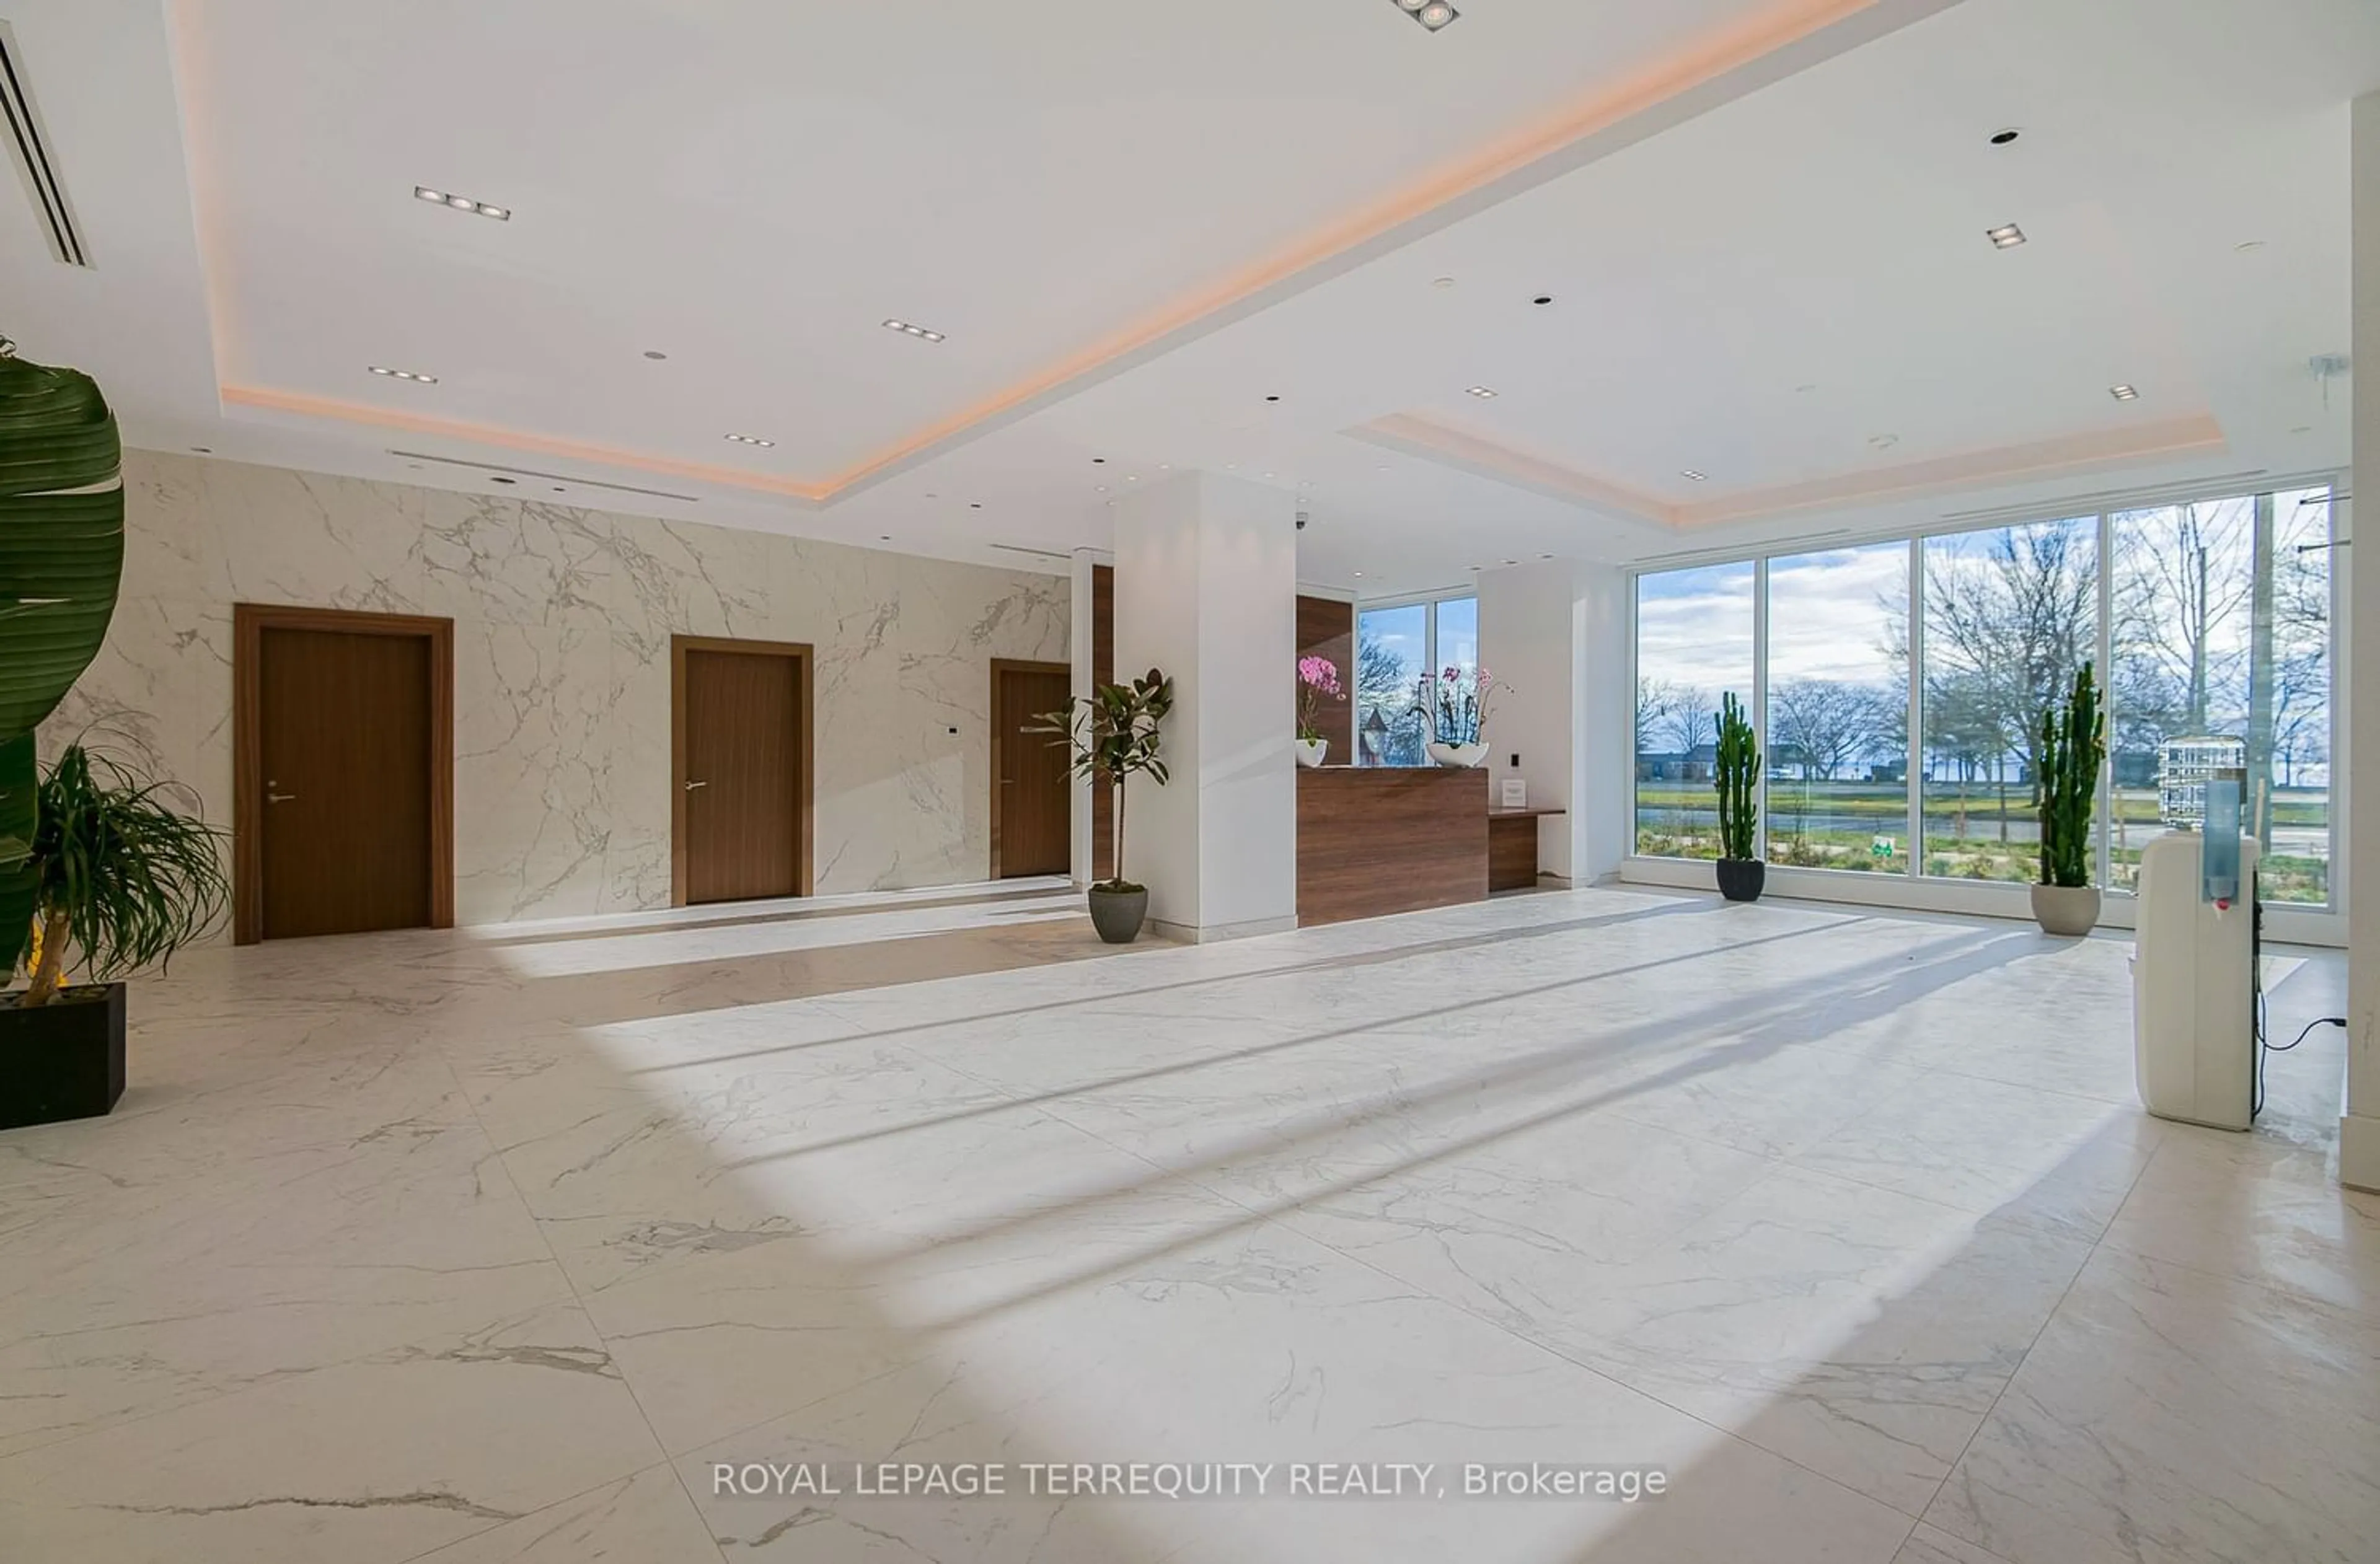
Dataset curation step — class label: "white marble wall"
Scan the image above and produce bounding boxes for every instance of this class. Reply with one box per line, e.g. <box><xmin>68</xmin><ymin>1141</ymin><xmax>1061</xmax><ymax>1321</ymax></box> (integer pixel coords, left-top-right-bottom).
<box><xmin>37</xmin><ymin>452</ymin><xmax>1069</xmax><ymax>926</ymax></box>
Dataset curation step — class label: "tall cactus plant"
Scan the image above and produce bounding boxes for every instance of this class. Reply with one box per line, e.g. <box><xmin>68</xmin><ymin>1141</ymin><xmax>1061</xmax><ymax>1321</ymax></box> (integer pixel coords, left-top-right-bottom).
<box><xmin>0</xmin><ymin>341</ymin><xmax>125</xmax><ymax>978</ymax></box>
<box><xmin>2036</xmin><ymin>661</ymin><xmax>2104</xmax><ymax>889</ymax></box>
<box><xmin>1713</xmin><ymin>692</ymin><xmax>1760</xmax><ymax>861</ymax></box>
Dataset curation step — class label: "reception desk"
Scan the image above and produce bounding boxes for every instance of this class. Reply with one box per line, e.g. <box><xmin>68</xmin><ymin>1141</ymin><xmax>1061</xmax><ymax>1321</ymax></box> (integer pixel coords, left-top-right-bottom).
<box><xmin>1297</xmin><ymin>767</ymin><xmax>1489</xmax><ymax>926</ymax></box>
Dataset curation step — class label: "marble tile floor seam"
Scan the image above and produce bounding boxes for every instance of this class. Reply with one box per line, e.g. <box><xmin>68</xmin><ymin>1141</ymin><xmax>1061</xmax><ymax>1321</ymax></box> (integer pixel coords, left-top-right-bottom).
<box><xmin>423</xmin><ymin>1036</ymin><xmax>738</xmax><ymax>1564</ymax></box>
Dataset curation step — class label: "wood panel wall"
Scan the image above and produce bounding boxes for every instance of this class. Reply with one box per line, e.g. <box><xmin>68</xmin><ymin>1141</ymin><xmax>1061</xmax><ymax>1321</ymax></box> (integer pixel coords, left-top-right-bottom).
<box><xmin>1295</xmin><ymin>594</ymin><xmax>1355</xmax><ymax>761</ymax></box>
<box><xmin>1090</xmin><ymin>563</ymin><xmax>1116</xmax><ymax>882</ymax></box>
<box><xmin>1297</xmin><ymin>767</ymin><xmax>1488</xmax><ymax>926</ymax></box>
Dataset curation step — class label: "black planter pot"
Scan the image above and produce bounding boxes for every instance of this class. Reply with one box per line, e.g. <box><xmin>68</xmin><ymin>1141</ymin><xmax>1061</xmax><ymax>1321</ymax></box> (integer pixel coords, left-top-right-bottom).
<box><xmin>1086</xmin><ymin>885</ymin><xmax>1150</xmax><ymax>944</ymax></box>
<box><xmin>0</xmin><ymin>983</ymin><xmax>127</xmax><ymax>1131</ymax></box>
<box><xmin>1715</xmin><ymin>858</ymin><xmax>1766</xmax><ymax>903</ymax></box>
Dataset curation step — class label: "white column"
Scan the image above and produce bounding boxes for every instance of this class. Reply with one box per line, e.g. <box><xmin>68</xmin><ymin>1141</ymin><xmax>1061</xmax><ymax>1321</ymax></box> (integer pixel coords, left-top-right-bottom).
<box><xmin>1112</xmin><ymin>472</ymin><xmax>1298</xmax><ymax>941</ymax></box>
<box><xmin>1475</xmin><ymin>560</ymin><xmax>1633</xmax><ymax>885</ymax></box>
<box><xmin>1067</xmin><ymin>548</ymin><xmax>1100</xmax><ymax>888</ymax></box>
<box><xmin>1478</xmin><ymin>561</ymin><xmax>1578</xmax><ymax>879</ymax></box>
<box><xmin>2343</xmin><ymin>92</ymin><xmax>2379</xmax><ymax>1192</ymax></box>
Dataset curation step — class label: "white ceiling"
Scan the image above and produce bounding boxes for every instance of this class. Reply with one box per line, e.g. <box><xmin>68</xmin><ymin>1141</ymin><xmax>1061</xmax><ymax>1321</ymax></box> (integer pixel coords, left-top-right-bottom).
<box><xmin>4</xmin><ymin>0</ymin><xmax>2376</xmax><ymax>597</ymax></box>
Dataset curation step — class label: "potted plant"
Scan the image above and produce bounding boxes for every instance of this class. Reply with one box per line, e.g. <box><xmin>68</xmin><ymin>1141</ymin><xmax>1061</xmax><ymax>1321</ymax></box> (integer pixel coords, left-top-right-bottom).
<box><xmin>2</xmin><ymin>341</ymin><xmax>131</xmax><ymax>1124</ymax></box>
<box><xmin>1295</xmin><ymin>656</ymin><xmax>1342</xmax><ymax>767</ymax></box>
<box><xmin>2031</xmin><ymin>661</ymin><xmax>2105</xmax><ymax>936</ymax></box>
<box><xmin>1714</xmin><ymin>692</ymin><xmax>1763</xmax><ymax>901</ymax></box>
<box><xmin>1421</xmin><ymin>665</ymin><xmax>1499</xmax><ymax>768</ymax></box>
<box><xmin>1034</xmin><ymin>669</ymin><xmax>1174</xmax><ymax>944</ymax></box>
<box><xmin>3</xmin><ymin>745</ymin><xmax>230</xmax><ymax>1128</ymax></box>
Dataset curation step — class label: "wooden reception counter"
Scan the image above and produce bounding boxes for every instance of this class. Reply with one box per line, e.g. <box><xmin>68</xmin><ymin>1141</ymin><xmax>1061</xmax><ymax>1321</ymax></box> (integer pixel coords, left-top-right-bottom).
<box><xmin>1297</xmin><ymin>766</ymin><xmax>1489</xmax><ymax>926</ymax></box>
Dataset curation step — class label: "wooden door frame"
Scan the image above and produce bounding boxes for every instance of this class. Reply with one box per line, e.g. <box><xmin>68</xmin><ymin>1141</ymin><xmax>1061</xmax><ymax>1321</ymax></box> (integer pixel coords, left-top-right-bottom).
<box><xmin>233</xmin><ymin>603</ymin><xmax>456</xmax><ymax>946</ymax></box>
<box><xmin>989</xmin><ymin>657</ymin><xmax>1070</xmax><ymax>879</ymax></box>
<box><xmin>670</xmin><ymin>635</ymin><xmax>816</xmax><ymax>907</ymax></box>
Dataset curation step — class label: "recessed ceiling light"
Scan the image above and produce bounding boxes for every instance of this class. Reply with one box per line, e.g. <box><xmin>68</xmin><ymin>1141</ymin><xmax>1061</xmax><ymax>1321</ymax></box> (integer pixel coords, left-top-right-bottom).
<box><xmin>1091</xmin><ymin>457</ymin><xmax>1106</xmax><ymax>464</ymax></box>
<box><xmin>1354</xmin><ymin>571</ymin><xmax>1364</xmax><ymax>578</ymax></box>
<box><xmin>368</xmin><ymin>365</ymin><xmax>438</xmax><ymax>384</ymax></box>
<box><xmin>1681</xmin><ymin>469</ymin><xmax>1708</xmax><ymax>481</ymax></box>
<box><xmin>882</xmin><ymin>318</ymin><xmax>946</xmax><ymax>343</ymax></box>
<box><xmin>643</xmin><ymin>350</ymin><xmax>669</xmax><ymax>361</ymax></box>
<box><xmin>1502</xmin><ymin>558</ymin><xmax>1518</xmax><ymax>566</ymax></box>
<box><xmin>416</xmin><ymin>185</ymin><xmax>508</xmax><ymax>221</ymax></box>
<box><xmin>1986</xmin><ymin>222</ymin><xmax>2027</xmax><ymax>249</ymax></box>
<box><xmin>1158</xmin><ymin>463</ymin><xmax>1170</xmax><ymax>470</ymax></box>
<box><xmin>1465</xmin><ymin>385</ymin><xmax>1499</xmax><ymax>398</ymax></box>
<box><xmin>2236</xmin><ymin>240</ymin><xmax>2267</xmax><ymax>253</ymax></box>
<box><xmin>1988</xmin><ymin>128</ymin><xmax>2021</xmax><ymax>146</ymax></box>
<box><xmin>1869</xmin><ymin>433</ymin><xmax>1900</xmax><ymax>450</ymax></box>
<box><xmin>1432</xmin><ymin>276</ymin><xmax>1457</xmax><ymax>289</ymax></box>
<box><xmin>1265</xmin><ymin>395</ymin><xmax>1282</xmax><ymax>402</ymax></box>
<box><xmin>1125</xmin><ymin>474</ymin><xmax>1138</xmax><ymax>481</ymax></box>
<box><xmin>2109</xmin><ymin>384</ymin><xmax>2140</xmax><ymax>402</ymax></box>
<box><xmin>1533</xmin><ymin>295</ymin><xmax>1554</xmax><ymax>305</ymax></box>
<box><xmin>1095</xmin><ymin>485</ymin><xmax>1108</xmax><ymax>493</ymax></box>
<box><xmin>1538</xmin><ymin>553</ymin><xmax>1554</xmax><ymax>560</ymax></box>
<box><xmin>490</xmin><ymin>476</ymin><xmax>516</xmax><ymax>485</ymax></box>
<box><xmin>1391</xmin><ymin>0</ymin><xmax>1459</xmax><ymax>29</ymax></box>
<box><xmin>970</xmin><ymin>502</ymin><xmax>983</xmax><ymax>509</ymax></box>
<box><xmin>190</xmin><ymin>446</ymin><xmax>212</xmax><ymax>454</ymax></box>
<box><xmin>723</xmin><ymin>433</ymin><xmax>776</xmax><ymax>447</ymax></box>
<box><xmin>1263</xmin><ymin>472</ymin><xmax>1276</xmax><ymax>479</ymax></box>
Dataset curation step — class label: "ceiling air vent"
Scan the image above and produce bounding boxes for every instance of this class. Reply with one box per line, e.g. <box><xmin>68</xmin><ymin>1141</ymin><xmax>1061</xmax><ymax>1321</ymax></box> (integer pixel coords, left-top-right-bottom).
<box><xmin>0</xmin><ymin>20</ymin><xmax>89</xmax><ymax>267</ymax></box>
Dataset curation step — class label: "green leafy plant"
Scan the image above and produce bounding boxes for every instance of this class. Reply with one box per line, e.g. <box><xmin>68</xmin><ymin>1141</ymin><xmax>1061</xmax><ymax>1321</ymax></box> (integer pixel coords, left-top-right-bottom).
<box><xmin>2036</xmin><ymin>661</ymin><xmax>2105</xmax><ymax>889</ymax></box>
<box><xmin>0</xmin><ymin>342</ymin><xmax>126</xmax><ymax>980</ymax></box>
<box><xmin>1031</xmin><ymin>669</ymin><xmax>1174</xmax><ymax>893</ymax></box>
<box><xmin>1714</xmin><ymin>692</ymin><xmax>1760</xmax><ymax>861</ymax></box>
<box><xmin>18</xmin><ymin>745</ymin><xmax>229</xmax><ymax>1006</ymax></box>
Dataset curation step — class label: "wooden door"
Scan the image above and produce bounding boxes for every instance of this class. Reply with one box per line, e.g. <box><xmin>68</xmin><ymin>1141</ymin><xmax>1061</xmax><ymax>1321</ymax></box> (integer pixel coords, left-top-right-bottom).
<box><xmin>993</xmin><ymin>661</ymin><xmax>1072</xmax><ymax>877</ymax></box>
<box><xmin>674</xmin><ymin>638</ymin><xmax>812</xmax><ymax>905</ymax></box>
<box><xmin>236</xmin><ymin>607</ymin><xmax>453</xmax><ymax>942</ymax></box>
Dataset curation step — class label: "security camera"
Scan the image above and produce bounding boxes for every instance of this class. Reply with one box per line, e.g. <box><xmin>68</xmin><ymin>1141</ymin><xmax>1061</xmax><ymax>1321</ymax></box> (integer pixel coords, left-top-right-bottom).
<box><xmin>1295</xmin><ymin>510</ymin><xmax>1310</xmax><ymax>530</ymax></box>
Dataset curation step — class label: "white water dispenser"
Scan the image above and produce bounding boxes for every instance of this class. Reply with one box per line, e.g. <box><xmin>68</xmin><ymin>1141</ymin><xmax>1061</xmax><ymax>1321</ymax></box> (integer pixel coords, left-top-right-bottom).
<box><xmin>2131</xmin><ymin>766</ymin><xmax>2258</xmax><ymax>1131</ymax></box>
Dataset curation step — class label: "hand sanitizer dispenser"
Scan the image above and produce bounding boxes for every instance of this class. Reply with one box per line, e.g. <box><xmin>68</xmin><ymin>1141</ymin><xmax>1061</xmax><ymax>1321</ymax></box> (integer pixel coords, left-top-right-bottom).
<box><xmin>2132</xmin><ymin>771</ymin><xmax>2257</xmax><ymax>1131</ymax></box>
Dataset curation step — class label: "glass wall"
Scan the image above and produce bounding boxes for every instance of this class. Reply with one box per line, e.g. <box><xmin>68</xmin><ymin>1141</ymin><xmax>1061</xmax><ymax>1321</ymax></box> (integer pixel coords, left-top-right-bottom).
<box><xmin>1356</xmin><ymin>602</ymin><xmax>1427</xmax><ymax>766</ymax></box>
<box><xmin>1766</xmin><ymin>543</ymin><xmax>1910</xmax><ymax>871</ymax></box>
<box><xmin>1628</xmin><ymin>480</ymin><xmax>2339</xmax><ymax>909</ymax></box>
<box><xmin>1435</xmin><ymin>597</ymin><xmax>1479</xmax><ymax>677</ymax></box>
<box><xmin>1633</xmin><ymin>562</ymin><xmax>1755</xmax><ymax>858</ymax></box>
<box><xmin>1920</xmin><ymin>517</ymin><xmax>2097</xmax><ymax>882</ymax></box>
<box><xmin>1355</xmin><ymin>593</ymin><xmax>1476</xmax><ymax>766</ymax></box>
<box><xmin>2262</xmin><ymin>488</ymin><xmax>2335</xmax><ymax>903</ymax></box>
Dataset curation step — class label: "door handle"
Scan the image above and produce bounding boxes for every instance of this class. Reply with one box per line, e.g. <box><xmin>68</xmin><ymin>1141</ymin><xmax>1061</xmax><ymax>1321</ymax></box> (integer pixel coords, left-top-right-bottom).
<box><xmin>267</xmin><ymin>791</ymin><xmax>298</xmax><ymax>804</ymax></box>
<box><xmin>684</xmin><ymin>780</ymin><xmax>709</xmax><ymax>791</ymax></box>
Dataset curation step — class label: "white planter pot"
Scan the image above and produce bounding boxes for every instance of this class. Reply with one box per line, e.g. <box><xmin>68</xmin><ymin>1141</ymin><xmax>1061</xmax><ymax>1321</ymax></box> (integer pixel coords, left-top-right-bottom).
<box><xmin>1427</xmin><ymin>740</ymin><xmax>1488</xmax><ymax>769</ymax></box>
<box><xmin>2030</xmin><ymin>883</ymin><xmax>2101</xmax><ymax>937</ymax></box>
<box><xmin>1295</xmin><ymin>738</ymin><xmax>1328</xmax><ymax>768</ymax></box>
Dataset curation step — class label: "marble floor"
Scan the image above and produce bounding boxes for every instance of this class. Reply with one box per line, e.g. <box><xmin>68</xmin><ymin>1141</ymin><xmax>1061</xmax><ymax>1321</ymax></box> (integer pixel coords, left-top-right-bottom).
<box><xmin>1</xmin><ymin>882</ymin><xmax>2370</xmax><ymax>1563</ymax></box>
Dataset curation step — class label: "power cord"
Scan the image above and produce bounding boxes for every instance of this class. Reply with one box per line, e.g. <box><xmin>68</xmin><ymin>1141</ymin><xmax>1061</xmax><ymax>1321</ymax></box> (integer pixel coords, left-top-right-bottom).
<box><xmin>2270</xmin><ymin>1016</ymin><xmax>2347</xmax><ymax>1053</ymax></box>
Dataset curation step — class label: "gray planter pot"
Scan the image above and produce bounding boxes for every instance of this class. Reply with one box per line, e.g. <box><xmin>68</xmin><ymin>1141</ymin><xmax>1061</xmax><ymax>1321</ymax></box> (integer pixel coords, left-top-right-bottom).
<box><xmin>1715</xmin><ymin>858</ymin><xmax>1765</xmax><ymax>903</ymax></box>
<box><xmin>1087</xmin><ymin>885</ymin><xmax>1150</xmax><ymax>945</ymax></box>
<box><xmin>2030</xmin><ymin>883</ymin><xmax>2101</xmax><ymax>937</ymax></box>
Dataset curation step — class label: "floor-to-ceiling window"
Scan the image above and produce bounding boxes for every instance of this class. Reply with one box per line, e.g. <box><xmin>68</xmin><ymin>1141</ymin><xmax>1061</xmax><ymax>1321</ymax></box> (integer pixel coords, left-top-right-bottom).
<box><xmin>1920</xmin><ymin>517</ymin><xmax>2097</xmax><ymax>883</ymax></box>
<box><xmin>1633</xmin><ymin>562</ymin><xmax>1754</xmax><ymax>858</ymax></box>
<box><xmin>1354</xmin><ymin>592</ymin><xmax>1477</xmax><ymax>765</ymax></box>
<box><xmin>2107</xmin><ymin>486</ymin><xmax>2334</xmax><ymax>903</ymax></box>
<box><xmin>1766</xmin><ymin>543</ymin><xmax>1910</xmax><ymax>871</ymax></box>
<box><xmin>1625</xmin><ymin>478</ymin><xmax>2340</xmax><ymax>913</ymax></box>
